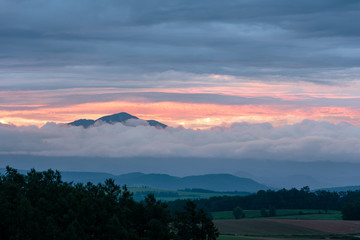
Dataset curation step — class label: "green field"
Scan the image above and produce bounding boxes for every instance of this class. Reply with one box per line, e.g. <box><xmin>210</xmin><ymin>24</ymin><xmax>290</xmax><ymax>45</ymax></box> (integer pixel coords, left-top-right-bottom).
<box><xmin>212</xmin><ymin>209</ymin><xmax>342</xmax><ymax>220</ymax></box>
<box><xmin>129</xmin><ymin>187</ymin><xmax>249</xmax><ymax>201</ymax></box>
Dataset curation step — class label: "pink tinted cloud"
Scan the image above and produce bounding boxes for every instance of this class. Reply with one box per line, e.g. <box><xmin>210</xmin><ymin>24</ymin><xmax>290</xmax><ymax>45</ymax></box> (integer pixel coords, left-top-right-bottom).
<box><xmin>0</xmin><ymin>80</ymin><xmax>359</xmax><ymax>128</ymax></box>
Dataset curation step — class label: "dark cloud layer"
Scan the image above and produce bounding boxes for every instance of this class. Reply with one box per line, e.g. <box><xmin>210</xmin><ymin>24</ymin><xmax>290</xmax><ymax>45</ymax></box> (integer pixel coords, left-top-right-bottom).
<box><xmin>1</xmin><ymin>0</ymin><xmax>360</xmax><ymax>90</ymax></box>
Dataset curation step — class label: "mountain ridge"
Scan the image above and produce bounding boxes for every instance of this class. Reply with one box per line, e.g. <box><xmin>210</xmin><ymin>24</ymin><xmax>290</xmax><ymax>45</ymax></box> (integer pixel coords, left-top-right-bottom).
<box><xmin>116</xmin><ymin>172</ymin><xmax>268</xmax><ymax>192</ymax></box>
<box><xmin>4</xmin><ymin>166</ymin><xmax>360</xmax><ymax>192</ymax></box>
<box><xmin>68</xmin><ymin>112</ymin><xmax>167</xmax><ymax>129</ymax></box>
<box><xmin>0</xmin><ymin>168</ymin><xmax>267</xmax><ymax>192</ymax></box>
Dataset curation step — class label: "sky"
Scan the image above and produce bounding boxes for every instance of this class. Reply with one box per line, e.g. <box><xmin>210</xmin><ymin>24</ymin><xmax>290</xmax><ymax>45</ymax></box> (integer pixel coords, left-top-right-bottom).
<box><xmin>1</xmin><ymin>0</ymin><xmax>360</xmax><ymax>170</ymax></box>
<box><xmin>1</xmin><ymin>0</ymin><xmax>360</xmax><ymax>128</ymax></box>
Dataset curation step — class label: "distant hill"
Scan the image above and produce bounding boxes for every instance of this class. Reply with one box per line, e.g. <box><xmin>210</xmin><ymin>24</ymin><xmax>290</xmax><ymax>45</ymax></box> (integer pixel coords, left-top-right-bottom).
<box><xmin>68</xmin><ymin>112</ymin><xmax>167</xmax><ymax>129</ymax></box>
<box><xmin>0</xmin><ymin>168</ymin><xmax>267</xmax><ymax>192</ymax></box>
<box><xmin>181</xmin><ymin>174</ymin><xmax>266</xmax><ymax>192</ymax></box>
<box><xmin>117</xmin><ymin>173</ymin><xmax>183</xmax><ymax>190</ymax></box>
<box><xmin>318</xmin><ymin>185</ymin><xmax>360</xmax><ymax>192</ymax></box>
<box><xmin>90</xmin><ymin>172</ymin><xmax>268</xmax><ymax>192</ymax></box>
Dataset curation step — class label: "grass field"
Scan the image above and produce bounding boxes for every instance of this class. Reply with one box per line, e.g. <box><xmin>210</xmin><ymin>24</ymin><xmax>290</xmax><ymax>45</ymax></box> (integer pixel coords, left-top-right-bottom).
<box><xmin>129</xmin><ymin>187</ymin><xmax>249</xmax><ymax>201</ymax></box>
<box><xmin>212</xmin><ymin>209</ymin><xmax>342</xmax><ymax>220</ymax></box>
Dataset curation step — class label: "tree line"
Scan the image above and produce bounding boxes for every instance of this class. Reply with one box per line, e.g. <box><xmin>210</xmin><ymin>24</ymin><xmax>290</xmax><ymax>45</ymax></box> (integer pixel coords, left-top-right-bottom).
<box><xmin>168</xmin><ymin>186</ymin><xmax>360</xmax><ymax>220</ymax></box>
<box><xmin>0</xmin><ymin>167</ymin><xmax>218</xmax><ymax>240</ymax></box>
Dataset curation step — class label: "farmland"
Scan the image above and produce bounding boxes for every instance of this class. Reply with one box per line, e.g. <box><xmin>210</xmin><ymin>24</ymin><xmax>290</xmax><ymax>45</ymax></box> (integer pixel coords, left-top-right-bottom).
<box><xmin>212</xmin><ymin>209</ymin><xmax>342</xmax><ymax>220</ymax></box>
<box><xmin>215</xmin><ymin>219</ymin><xmax>323</xmax><ymax>235</ymax></box>
<box><xmin>213</xmin><ymin>210</ymin><xmax>360</xmax><ymax>239</ymax></box>
<box><xmin>129</xmin><ymin>187</ymin><xmax>249</xmax><ymax>201</ymax></box>
<box><xmin>215</xmin><ymin>219</ymin><xmax>360</xmax><ymax>239</ymax></box>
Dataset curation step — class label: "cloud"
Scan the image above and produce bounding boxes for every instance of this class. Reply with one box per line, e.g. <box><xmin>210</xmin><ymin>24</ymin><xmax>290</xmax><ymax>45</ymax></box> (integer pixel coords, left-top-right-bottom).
<box><xmin>1</xmin><ymin>86</ymin><xmax>359</xmax><ymax>112</ymax></box>
<box><xmin>1</xmin><ymin>0</ymin><xmax>360</xmax><ymax>90</ymax></box>
<box><xmin>0</xmin><ymin>120</ymin><xmax>359</xmax><ymax>163</ymax></box>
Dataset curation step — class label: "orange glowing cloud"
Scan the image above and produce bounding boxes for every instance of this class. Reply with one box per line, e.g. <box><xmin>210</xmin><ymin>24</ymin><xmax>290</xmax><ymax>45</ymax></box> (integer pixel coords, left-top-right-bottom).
<box><xmin>0</xmin><ymin>80</ymin><xmax>359</xmax><ymax>128</ymax></box>
<box><xmin>1</xmin><ymin>100</ymin><xmax>360</xmax><ymax>129</ymax></box>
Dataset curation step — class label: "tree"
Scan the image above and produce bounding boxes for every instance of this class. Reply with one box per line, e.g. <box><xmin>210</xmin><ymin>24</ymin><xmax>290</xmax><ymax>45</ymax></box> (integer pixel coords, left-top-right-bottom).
<box><xmin>143</xmin><ymin>194</ymin><xmax>172</xmax><ymax>240</ymax></box>
<box><xmin>268</xmin><ymin>206</ymin><xmax>276</xmax><ymax>217</ymax></box>
<box><xmin>173</xmin><ymin>200</ymin><xmax>219</xmax><ymax>240</ymax></box>
<box><xmin>233</xmin><ymin>206</ymin><xmax>245</xmax><ymax>219</ymax></box>
<box><xmin>342</xmin><ymin>201</ymin><xmax>360</xmax><ymax>220</ymax></box>
<box><xmin>198</xmin><ymin>209</ymin><xmax>219</xmax><ymax>240</ymax></box>
<box><xmin>0</xmin><ymin>167</ymin><xmax>221</xmax><ymax>240</ymax></box>
<box><xmin>260</xmin><ymin>208</ymin><xmax>268</xmax><ymax>217</ymax></box>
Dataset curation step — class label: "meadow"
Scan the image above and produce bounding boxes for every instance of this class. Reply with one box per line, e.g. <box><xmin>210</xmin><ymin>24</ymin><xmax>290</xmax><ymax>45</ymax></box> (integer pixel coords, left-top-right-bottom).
<box><xmin>129</xmin><ymin>187</ymin><xmax>249</xmax><ymax>201</ymax></box>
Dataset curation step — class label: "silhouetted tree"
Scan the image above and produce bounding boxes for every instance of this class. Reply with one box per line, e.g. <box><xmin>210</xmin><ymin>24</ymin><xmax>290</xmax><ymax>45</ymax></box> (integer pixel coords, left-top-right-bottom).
<box><xmin>268</xmin><ymin>206</ymin><xmax>276</xmax><ymax>217</ymax></box>
<box><xmin>233</xmin><ymin>206</ymin><xmax>245</xmax><ymax>219</ymax></box>
<box><xmin>0</xmin><ymin>167</ymin><xmax>219</xmax><ymax>240</ymax></box>
<box><xmin>260</xmin><ymin>208</ymin><xmax>268</xmax><ymax>217</ymax></box>
<box><xmin>342</xmin><ymin>201</ymin><xmax>360</xmax><ymax>220</ymax></box>
<box><xmin>173</xmin><ymin>200</ymin><xmax>218</xmax><ymax>240</ymax></box>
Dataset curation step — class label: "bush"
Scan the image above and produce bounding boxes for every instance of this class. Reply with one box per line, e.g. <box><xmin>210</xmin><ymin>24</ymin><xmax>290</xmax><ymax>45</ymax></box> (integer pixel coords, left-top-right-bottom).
<box><xmin>260</xmin><ymin>208</ymin><xmax>268</xmax><ymax>217</ymax></box>
<box><xmin>233</xmin><ymin>206</ymin><xmax>245</xmax><ymax>219</ymax></box>
<box><xmin>268</xmin><ymin>206</ymin><xmax>276</xmax><ymax>217</ymax></box>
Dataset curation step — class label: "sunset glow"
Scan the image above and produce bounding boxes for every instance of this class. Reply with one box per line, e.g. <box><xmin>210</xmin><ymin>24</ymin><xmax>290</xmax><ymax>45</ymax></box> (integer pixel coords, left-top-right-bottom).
<box><xmin>1</xmin><ymin>81</ymin><xmax>359</xmax><ymax>128</ymax></box>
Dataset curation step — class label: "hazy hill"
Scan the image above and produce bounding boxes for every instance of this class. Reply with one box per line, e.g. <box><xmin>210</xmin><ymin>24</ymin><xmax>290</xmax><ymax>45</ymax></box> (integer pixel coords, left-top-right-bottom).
<box><xmin>68</xmin><ymin>112</ymin><xmax>167</xmax><ymax>129</ymax></box>
<box><xmin>60</xmin><ymin>171</ymin><xmax>115</xmax><ymax>183</ymax></box>
<box><xmin>181</xmin><ymin>174</ymin><xmax>266</xmax><ymax>192</ymax></box>
<box><xmin>0</xmin><ymin>168</ymin><xmax>267</xmax><ymax>192</ymax></box>
<box><xmin>116</xmin><ymin>173</ymin><xmax>183</xmax><ymax>190</ymax></box>
<box><xmin>115</xmin><ymin>173</ymin><xmax>268</xmax><ymax>192</ymax></box>
<box><xmin>3</xmin><ymin>155</ymin><xmax>360</xmax><ymax>189</ymax></box>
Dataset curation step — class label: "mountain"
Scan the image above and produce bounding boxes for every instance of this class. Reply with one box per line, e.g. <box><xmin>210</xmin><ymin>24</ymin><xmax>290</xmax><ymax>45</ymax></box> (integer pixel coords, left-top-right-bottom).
<box><xmin>92</xmin><ymin>172</ymin><xmax>269</xmax><ymax>192</ymax></box>
<box><xmin>4</xmin><ymin>155</ymin><xmax>360</xmax><ymax>189</ymax></box>
<box><xmin>68</xmin><ymin>119</ymin><xmax>95</xmax><ymax>128</ymax></box>
<box><xmin>0</xmin><ymin>168</ymin><xmax>267</xmax><ymax>192</ymax></box>
<box><xmin>78</xmin><ymin>172</ymin><xmax>267</xmax><ymax>192</ymax></box>
<box><xmin>97</xmin><ymin>112</ymin><xmax>138</xmax><ymax>124</ymax></box>
<box><xmin>68</xmin><ymin>112</ymin><xmax>167</xmax><ymax>129</ymax></box>
<box><xmin>116</xmin><ymin>173</ymin><xmax>183</xmax><ymax>190</ymax></box>
<box><xmin>181</xmin><ymin>174</ymin><xmax>267</xmax><ymax>192</ymax></box>
<box><xmin>146</xmin><ymin>120</ymin><xmax>168</xmax><ymax>129</ymax></box>
<box><xmin>115</xmin><ymin>173</ymin><xmax>268</xmax><ymax>192</ymax></box>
